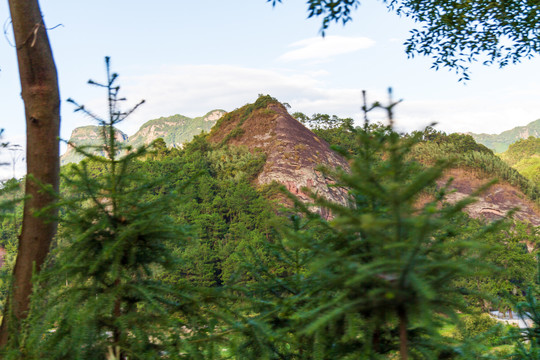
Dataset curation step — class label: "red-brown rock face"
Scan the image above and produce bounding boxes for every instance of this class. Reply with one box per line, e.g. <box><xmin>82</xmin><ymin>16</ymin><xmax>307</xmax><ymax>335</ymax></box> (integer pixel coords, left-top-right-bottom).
<box><xmin>438</xmin><ymin>168</ymin><xmax>540</xmax><ymax>226</ymax></box>
<box><xmin>209</xmin><ymin>100</ymin><xmax>349</xmax><ymax>219</ymax></box>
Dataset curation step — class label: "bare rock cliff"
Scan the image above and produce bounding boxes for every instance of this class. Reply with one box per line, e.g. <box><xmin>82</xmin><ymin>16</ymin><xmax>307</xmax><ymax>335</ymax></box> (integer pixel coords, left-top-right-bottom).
<box><xmin>61</xmin><ymin>126</ymin><xmax>128</xmax><ymax>165</ymax></box>
<box><xmin>439</xmin><ymin>168</ymin><xmax>540</xmax><ymax>226</ymax></box>
<box><xmin>208</xmin><ymin>98</ymin><xmax>349</xmax><ymax>219</ymax></box>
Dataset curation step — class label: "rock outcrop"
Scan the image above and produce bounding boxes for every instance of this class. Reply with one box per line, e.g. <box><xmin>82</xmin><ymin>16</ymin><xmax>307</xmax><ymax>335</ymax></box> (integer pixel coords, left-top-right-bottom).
<box><xmin>438</xmin><ymin>168</ymin><xmax>540</xmax><ymax>226</ymax></box>
<box><xmin>61</xmin><ymin>126</ymin><xmax>128</xmax><ymax>165</ymax></box>
<box><xmin>208</xmin><ymin>97</ymin><xmax>349</xmax><ymax>219</ymax></box>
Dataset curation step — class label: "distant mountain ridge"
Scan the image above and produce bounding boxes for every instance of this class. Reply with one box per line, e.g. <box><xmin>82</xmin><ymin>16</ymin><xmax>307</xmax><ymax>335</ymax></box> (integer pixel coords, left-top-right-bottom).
<box><xmin>61</xmin><ymin>109</ymin><xmax>226</xmax><ymax>165</ymax></box>
<box><xmin>129</xmin><ymin>110</ymin><xmax>226</xmax><ymax>149</ymax></box>
<box><xmin>469</xmin><ymin>119</ymin><xmax>540</xmax><ymax>153</ymax></box>
<box><xmin>61</xmin><ymin>126</ymin><xmax>129</xmax><ymax>165</ymax></box>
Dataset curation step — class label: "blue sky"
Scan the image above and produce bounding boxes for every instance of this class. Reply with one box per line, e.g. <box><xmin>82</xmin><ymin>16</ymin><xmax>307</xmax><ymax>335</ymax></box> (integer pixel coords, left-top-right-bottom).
<box><xmin>2</xmin><ymin>0</ymin><xmax>540</xmax><ymax>179</ymax></box>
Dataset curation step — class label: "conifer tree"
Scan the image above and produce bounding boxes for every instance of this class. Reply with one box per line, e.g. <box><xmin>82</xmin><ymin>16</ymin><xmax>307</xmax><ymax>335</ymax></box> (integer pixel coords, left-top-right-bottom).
<box><xmin>240</xmin><ymin>89</ymin><xmax>503</xmax><ymax>359</ymax></box>
<box><xmin>15</xmin><ymin>58</ymin><xmax>202</xmax><ymax>360</ymax></box>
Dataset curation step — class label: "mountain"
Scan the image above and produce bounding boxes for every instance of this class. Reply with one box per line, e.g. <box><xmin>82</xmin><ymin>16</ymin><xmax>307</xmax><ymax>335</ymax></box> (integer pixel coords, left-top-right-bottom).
<box><xmin>469</xmin><ymin>119</ymin><xmax>540</xmax><ymax>153</ymax></box>
<box><xmin>411</xmin><ymin>133</ymin><xmax>540</xmax><ymax>226</ymax></box>
<box><xmin>61</xmin><ymin>110</ymin><xmax>226</xmax><ymax>164</ymax></box>
<box><xmin>208</xmin><ymin>96</ymin><xmax>349</xmax><ymax>220</ymax></box>
<box><xmin>204</xmin><ymin>99</ymin><xmax>539</xmax><ymax>224</ymax></box>
<box><xmin>128</xmin><ymin>110</ymin><xmax>226</xmax><ymax>149</ymax></box>
<box><xmin>61</xmin><ymin>126</ymin><xmax>128</xmax><ymax>165</ymax></box>
<box><xmin>499</xmin><ymin>136</ymin><xmax>540</xmax><ymax>185</ymax></box>
<box><xmin>60</xmin><ymin>99</ymin><xmax>540</xmax><ymax>226</ymax></box>
<box><xmin>437</xmin><ymin>168</ymin><xmax>540</xmax><ymax>227</ymax></box>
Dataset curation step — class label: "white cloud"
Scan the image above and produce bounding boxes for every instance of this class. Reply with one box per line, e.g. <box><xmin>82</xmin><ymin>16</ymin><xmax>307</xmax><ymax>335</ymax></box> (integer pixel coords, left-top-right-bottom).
<box><xmin>396</xmin><ymin>86</ymin><xmax>540</xmax><ymax>135</ymax></box>
<box><xmin>4</xmin><ymin>63</ymin><xmax>540</xmax><ymax>180</ymax></box>
<box><xmin>60</xmin><ymin>64</ymin><xmax>540</xmax><ymax>147</ymax></box>
<box><xmin>349</xmin><ymin>77</ymin><xmax>540</xmax><ymax>134</ymax></box>
<box><xmin>278</xmin><ymin>36</ymin><xmax>375</xmax><ymax>62</ymax></box>
<box><xmin>120</xmin><ymin>64</ymin><xmax>368</xmax><ymax>135</ymax></box>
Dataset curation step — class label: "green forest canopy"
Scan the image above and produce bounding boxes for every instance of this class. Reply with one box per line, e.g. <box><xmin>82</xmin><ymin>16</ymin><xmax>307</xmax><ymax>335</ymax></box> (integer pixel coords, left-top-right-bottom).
<box><xmin>1</xmin><ymin>99</ymin><xmax>539</xmax><ymax>358</ymax></box>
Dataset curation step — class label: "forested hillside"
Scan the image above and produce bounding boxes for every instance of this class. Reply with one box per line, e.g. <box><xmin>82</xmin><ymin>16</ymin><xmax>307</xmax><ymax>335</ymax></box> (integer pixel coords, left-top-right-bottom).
<box><xmin>1</xmin><ymin>96</ymin><xmax>539</xmax><ymax>359</ymax></box>
<box><xmin>499</xmin><ymin>137</ymin><xmax>540</xmax><ymax>186</ymax></box>
<box><xmin>300</xmin><ymin>115</ymin><xmax>540</xmax><ymax>223</ymax></box>
<box><xmin>408</xmin><ymin>130</ymin><xmax>540</xmax><ymax>225</ymax></box>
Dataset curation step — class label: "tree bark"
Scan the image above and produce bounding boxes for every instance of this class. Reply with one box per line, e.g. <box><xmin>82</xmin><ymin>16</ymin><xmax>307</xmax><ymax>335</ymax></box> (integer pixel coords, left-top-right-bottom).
<box><xmin>398</xmin><ymin>306</ymin><xmax>409</xmax><ymax>360</ymax></box>
<box><xmin>0</xmin><ymin>0</ymin><xmax>60</xmax><ymax>346</ymax></box>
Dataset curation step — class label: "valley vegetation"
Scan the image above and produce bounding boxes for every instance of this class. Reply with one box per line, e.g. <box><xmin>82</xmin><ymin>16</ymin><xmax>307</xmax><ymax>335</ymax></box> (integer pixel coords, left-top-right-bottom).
<box><xmin>0</xmin><ymin>75</ymin><xmax>539</xmax><ymax>358</ymax></box>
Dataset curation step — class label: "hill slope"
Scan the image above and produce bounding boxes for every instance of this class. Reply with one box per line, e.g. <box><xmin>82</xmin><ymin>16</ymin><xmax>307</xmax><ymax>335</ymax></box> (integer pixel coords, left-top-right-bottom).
<box><xmin>411</xmin><ymin>133</ymin><xmax>540</xmax><ymax>226</ymax></box>
<box><xmin>498</xmin><ymin>136</ymin><xmax>540</xmax><ymax>185</ymax></box>
<box><xmin>469</xmin><ymin>119</ymin><xmax>540</xmax><ymax>152</ymax></box>
<box><xmin>438</xmin><ymin>168</ymin><xmax>540</xmax><ymax>226</ymax></box>
<box><xmin>208</xmin><ymin>96</ymin><xmax>349</xmax><ymax>219</ymax></box>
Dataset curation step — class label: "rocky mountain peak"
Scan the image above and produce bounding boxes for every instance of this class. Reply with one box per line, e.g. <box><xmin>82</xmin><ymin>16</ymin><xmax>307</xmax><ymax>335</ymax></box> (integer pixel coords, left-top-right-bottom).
<box><xmin>208</xmin><ymin>96</ymin><xmax>349</xmax><ymax>219</ymax></box>
<box><xmin>61</xmin><ymin>126</ymin><xmax>128</xmax><ymax>165</ymax></box>
<box><xmin>204</xmin><ymin>110</ymin><xmax>225</xmax><ymax>122</ymax></box>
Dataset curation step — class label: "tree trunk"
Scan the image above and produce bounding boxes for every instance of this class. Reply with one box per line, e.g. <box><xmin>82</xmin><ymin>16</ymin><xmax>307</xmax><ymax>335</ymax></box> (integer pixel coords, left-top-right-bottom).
<box><xmin>0</xmin><ymin>0</ymin><xmax>60</xmax><ymax>346</ymax></box>
<box><xmin>398</xmin><ymin>306</ymin><xmax>409</xmax><ymax>360</ymax></box>
<box><xmin>113</xmin><ymin>278</ymin><xmax>124</xmax><ymax>359</ymax></box>
<box><xmin>372</xmin><ymin>325</ymin><xmax>381</xmax><ymax>353</ymax></box>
